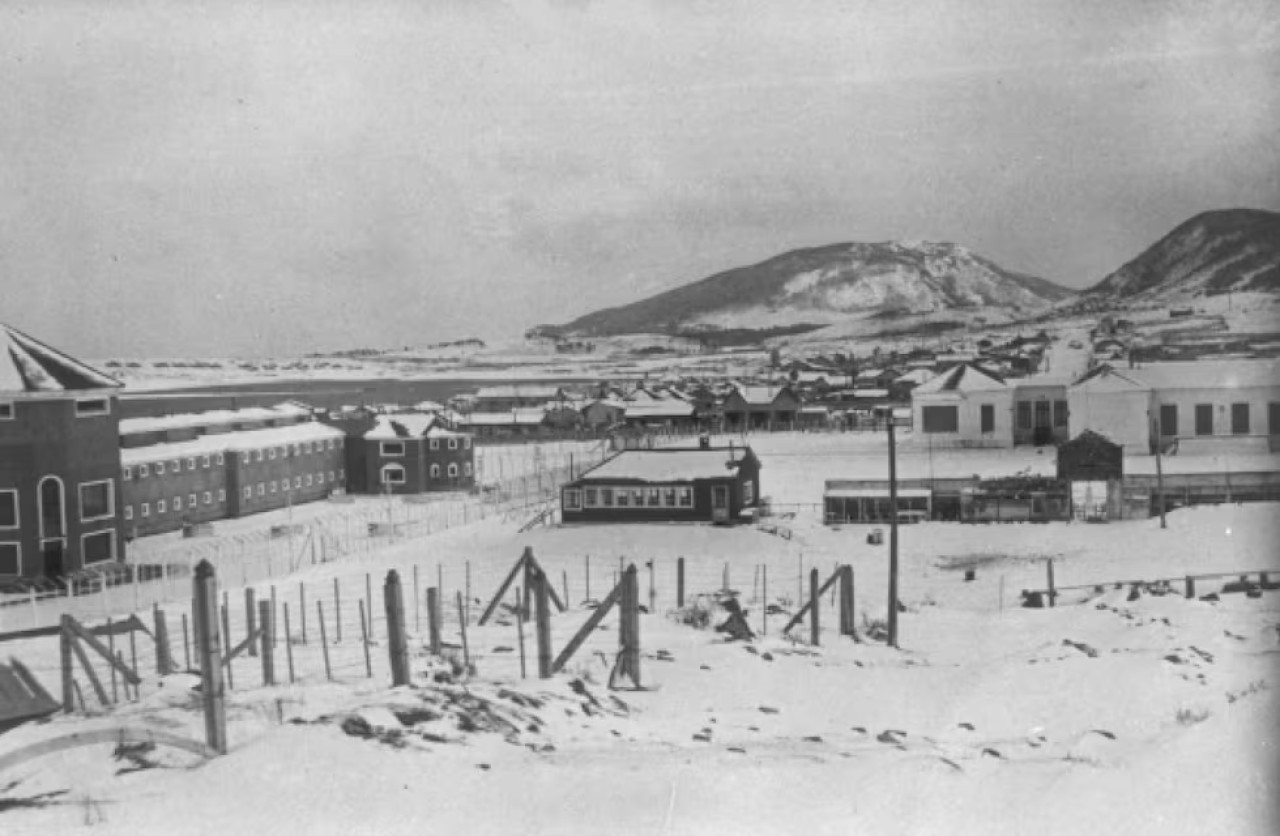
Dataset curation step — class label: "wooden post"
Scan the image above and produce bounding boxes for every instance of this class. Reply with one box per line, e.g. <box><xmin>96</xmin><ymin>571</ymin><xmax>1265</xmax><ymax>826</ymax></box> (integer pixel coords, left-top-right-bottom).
<box><xmin>413</xmin><ymin>565</ymin><xmax>420</xmax><ymax>633</ymax></box>
<box><xmin>887</xmin><ymin>418</ymin><xmax>900</xmax><ymax>648</ymax></box>
<box><xmin>118</xmin><ymin>650</ymin><xmax>135</xmax><ymax>702</ymax></box>
<box><xmin>358</xmin><ymin>599</ymin><xmax>372</xmax><ymax>678</ymax></box>
<box><xmin>677</xmin><ymin>557</ymin><xmax>685</xmax><ymax>607</ymax></box>
<box><xmin>562</xmin><ymin>570</ymin><xmax>570</xmax><ymax>610</ymax></box>
<box><xmin>648</xmin><ymin>560</ymin><xmax>655</xmax><ymax>613</ymax></box>
<box><xmin>334</xmin><ymin>578</ymin><xmax>342</xmax><ymax>644</ymax></box>
<box><xmin>245</xmin><ymin>588</ymin><xmax>258</xmax><ymax>657</ymax></box>
<box><xmin>283</xmin><ymin>603</ymin><xmax>295</xmax><ymax>684</ymax></box>
<box><xmin>809</xmin><ymin>568</ymin><xmax>821</xmax><ymax>646</ymax></box>
<box><xmin>722</xmin><ymin>562</ymin><xmax>729</xmax><ymax>592</ymax></box>
<box><xmin>585</xmin><ymin>554</ymin><xmax>590</xmax><ymax>602</ymax></box>
<box><xmin>1185</xmin><ymin>576</ymin><xmax>1195</xmax><ymax>599</ymax></box>
<box><xmin>384</xmin><ymin>570</ymin><xmax>410</xmax><ymax>687</ymax></box>
<box><xmin>221</xmin><ymin>603</ymin><xmax>234</xmax><ymax>689</ymax></box>
<box><xmin>456</xmin><ymin>591</ymin><xmax>470</xmax><ymax>672</ymax></box>
<box><xmin>128</xmin><ymin>626</ymin><xmax>138</xmax><ymax>686</ymax></box>
<box><xmin>762</xmin><ymin>564</ymin><xmax>768</xmax><ymax>636</ymax></box>
<box><xmin>299</xmin><ymin>582</ymin><xmax>307</xmax><ymax>645</ymax></box>
<box><xmin>365</xmin><ymin>573</ymin><xmax>374</xmax><ymax>641</ymax></box>
<box><xmin>270</xmin><ymin>585</ymin><xmax>278</xmax><ymax>648</ymax></box>
<box><xmin>259</xmin><ymin>600</ymin><xmax>274</xmax><ymax>686</ymax></box>
<box><xmin>317</xmin><ymin>600</ymin><xmax>332</xmax><ymax>681</ymax></box>
<box><xmin>182</xmin><ymin>613</ymin><xmax>191</xmax><ymax>671</ymax></box>
<box><xmin>60</xmin><ymin>616</ymin><xmax>74</xmax><ymax>713</ymax></box>
<box><xmin>154</xmin><ymin>605</ymin><xmax>172</xmax><ymax>675</ymax></box>
<box><xmin>515</xmin><ymin>587</ymin><xmax>527</xmax><ymax>679</ymax></box>
<box><xmin>193</xmin><ymin>560</ymin><xmax>227</xmax><ymax>754</ymax></box>
<box><xmin>107</xmin><ymin>619</ymin><xmax>119</xmax><ymax>703</ymax></box>
<box><xmin>752</xmin><ymin>565</ymin><xmax>760</xmax><ymax>602</ymax></box>
<box><xmin>1046</xmin><ymin>559</ymin><xmax>1056</xmax><ymax>608</ymax></box>
<box><xmin>427</xmin><ymin>587</ymin><xmax>442</xmax><ymax>655</ymax></box>
<box><xmin>535</xmin><ymin>569</ymin><xmax>552</xmax><ymax>679</ymax></box>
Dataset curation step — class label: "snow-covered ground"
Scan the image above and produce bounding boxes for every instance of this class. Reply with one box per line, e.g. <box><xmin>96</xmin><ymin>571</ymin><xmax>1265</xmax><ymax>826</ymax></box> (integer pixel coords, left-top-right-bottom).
<box><xmin>2</xmin><ymin>435</ymin><xmax>1277</xmax><ymax>835</ymax></box>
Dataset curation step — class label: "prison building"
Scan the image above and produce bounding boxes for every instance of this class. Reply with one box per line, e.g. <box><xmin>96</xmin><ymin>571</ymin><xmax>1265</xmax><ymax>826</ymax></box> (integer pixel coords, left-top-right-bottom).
<box><xmin>120</xmin><ymin>422</ymin><xmax>347</xmax><ymax>536</ymax></box>
<box><xmin>0</xmin><ymin>323</ymin><xmax>125</xmax><ymax>583</ymax></box>
<box><xmin>721</xmin><ymin>385</ymin><xmax>800</xmax><ymax>432</ymax></box>
<box><xmin>362</xmin><ymin>414</ymin><xmax>475</xmax><ymax>494</ymax></box>
<box><xmin>561</xmin><ymin>445</ymin><xmax>760</xmax><ymax>524</ymax></box>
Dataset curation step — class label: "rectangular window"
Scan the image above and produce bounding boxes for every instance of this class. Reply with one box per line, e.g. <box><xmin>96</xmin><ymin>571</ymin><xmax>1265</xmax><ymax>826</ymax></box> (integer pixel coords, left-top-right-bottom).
<box><xmin>157</xmin><ymin>499</ymin><xmax>167</xmax><ymax>513</ymax></box>
<box><xmin>448</xmin><ymin>438</ymin><xmax>458</xmax><ymax>450</ymax></box>
<box><xmin>1231</xmin><ymin>403</ymin><xmax>1249</xmax><ymax>435</ymax></box>
<box><xmin>255</xmin><ymin>450</ymin><xmax>264</xmax><ymax>462</ymax></box>
<box><xmin>663</xmin><ymin>487</ymin><xmax>677</xmax><ymax>507</ymax></box>
<box><xmin>141</xmin><ymin>502</ymin><xmax>150</xmax><ymax>517</ymax></box>
<box><xmin>123</xmin><ymin>466</ymin><xmax>133</xmax><ymax>481</ymax></box>
<box><xmin>464</xmin><ymin>438</ymin><xmax>471</xmax><ymax>449</ymax></box>
<box><xmin>0</xmin><ymin>543</ymin><xmax>20</xmax><ymax>575</ymax></box>
<box><xmin>601</xmin><ymin>488</ymin><xmax>614</xmax><ymax>507</ymax></box>
<box><xmin>124</xmin><ymin>505</ymin><xmax>133</xmax><ymax>521</ymax></box>
<box><xmin>269</xmin><ymin>447</ymin><xmax>278</xmax><ymax>460</ymax></box>
<box><xmin>1159</xmin><ymin>404</ymin><xmax>1178</xmax><ymax>436</ymax></box>
<box><xmin>202</xmin><ymin>455</ymin><xmax>211</xmax><ymax>468</ymax></box>
<box><xmin>922</xmin><ymin>406</ymin><xmax>959</xmax><ymax>433</ymax></box>
<box><xmin>1195</xmin><ymin>403</ymin><xmax>1213</xmax><ymax>436</ymax></box>
<box><xmin>257</xmin><ymin>483</ymin><xmax>265</xmax><ymax>496</ymax></box>
<box><xmin>380</xmin><ymin>441</ymin><xmax>406</xmax><ymax>457</ymax></box>
<box><xmin>980</xmin><ymin>404</ymin><xmax>994</xmax><ymax>434</ymax></box>
<box><xmin>79</xmin><ymin>481</ymin><xmax>114</xmax><ymax>521</ymax></box>
<box><xmin>82</xmin><ymin>530</ymin><xmax>115</xmax><ymax>564</ymax></box>
<box><xmin>563</xmin><ymin>489</ymin><xmax>582</xmax><ymax>510</ymax></box>
<box><xmin>186</xmin><ymin>457</ymin><xmax>196</xmax><ymax>471</ymax></box>
<box><xmin>583</xmin><ymin>488</ymin><xmax>598</xmax><ymax>507</ymax></box>
<box><xmin>243</xmin><ymin>487</ymin><xmax>252</xmax><ymax>500</ymax></box>
<box><xmin>217</xmin><ymin>489</ymin><xmax>225</xmax><ymax>502</ymax></box>
<box><xmin>203</xmin><ymin>491</ymin><xmax>212</xmax><ymax>504</ymax></box>
<box><xmin>1053</xmin><ymin>400</ymin><xmax>1068</xmax><ymax>428</ymax></box>
<box><xmin>171</xmin><ymin>459</ymin><xmax>180</xmax><ymax>473</ymax></box>
<box><xmin>646</xmin><ymin>488</ymin><xmax>661</xmax><ymax>507</ymax></box>
<box><xmin>1016</xmin><ymin>401</ymin><xmax>1032</xmax><ymax>430</ymax></box>
<box><xmin>75</xmin><ymin>398</ymin><xmax>110</xmax><ymax>417</ymax></box>
<box><xmin>241</xmin><ymin>452</ymin><xmax>250</xmax><ymax>465</ymax></box>
<box><xmin>0</xmin><ymin>491</ymin><xmax>16</xmax><ymax>529</ymax></box>
<box><xmin>155</xmin><ymin>461</ymin><xmax>165</xmax><ymax>476</ymax></box>
<box><xmin>173</xmin><ymin>496</ymin><xmax>182</xmax><ymax>511</ymax></box>
<box><xmin>464</xmin><ymin>463</ymin><xmax>472</xmax><ymax>477</ymax></box>
<box><xmin>305</xmin><ymin>474</ymin><xmax>313</xmax><ymax>487</ymax></box>
<box><xmin>1033</xmin><ymin>400</ymin><xmax>1051</xmax><ymax>428</ymax></box>
<box><xmin>616</xmin><ymin>489</ymin><xmax>630</xmax><ymax>507</ymax></box>
<box><xmin>139</xmin><ymin>464</ymin><xmax>149</xmax><ymax>478</ymax></box>
<box><xmin>188</xmin><ymin>493</ymin><xmax>197</xmax><ymax>508</ymax></box>
<box><xmin>677</xmin><ymin>487</ymin><xmax>693</xmax><ymax>507</ymax></box>
<box><xmin>0</xmin><ymin>402</ymin><xmax>13</xmax><ymax>420</ymax></box>
<box><xmin>216</xmin><ymin>453</ymin><xmax>224</xmax><ymax>465</ymax></box>
<box><xmin>743</xmin><ymin>481</ymin><xmax>754</xmax><ymax>505</ymax></box>
<box><xmin>328</xmin><ymin>471</ymin><xmax>335</xmax><ymax>482</ymax></box>
<box><xmin>429</xmin><ymin>439</ymin><xmax>440</xmax><ymax>450</ymax></box>
<box><xmin>282</xmin><ymin>479</ymin><xmax>290</xmax><ymax>491</ymax></box>
<box><xmin>294</xmin><ymin>477</ymin><xmax>302</xmax><ymax>489</ymax></box>
<box><xmin>338</xmin><ymin>468</ymin><xmax>344</xmax><ymax>480</ymax></box>
<box><xmin>271</xmin><ymin>481</ymin><xmax>278</xmax><ymax>493</ymax></box>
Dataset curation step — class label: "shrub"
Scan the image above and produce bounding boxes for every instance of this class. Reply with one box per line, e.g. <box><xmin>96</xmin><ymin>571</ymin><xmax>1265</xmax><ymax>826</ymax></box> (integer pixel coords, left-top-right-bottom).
<box><xmin>1175</xmin><ymin>706</ymin><xmax>1210</xmax><ymax>726</ymax></box>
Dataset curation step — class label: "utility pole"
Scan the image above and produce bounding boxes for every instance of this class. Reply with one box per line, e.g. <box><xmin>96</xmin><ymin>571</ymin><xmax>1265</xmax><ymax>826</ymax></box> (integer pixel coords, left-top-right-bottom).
<box><xmin>886</xmin><ymin>410</ymin><xmax>900</xmax><ymax>648</ymax></box>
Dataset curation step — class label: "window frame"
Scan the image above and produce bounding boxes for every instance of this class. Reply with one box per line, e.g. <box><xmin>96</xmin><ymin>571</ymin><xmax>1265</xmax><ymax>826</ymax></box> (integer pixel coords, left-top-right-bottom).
<box><xmin>922</xmin><ymin>405</ymin><xmax>960</xmax><ymax>434</ymax></box>
<box><xmin>380</xmin><ymin>441</ymin><xmax>406</xmax><ymax>458</ymax></box>
<box><xmin>381</xmin><ymin>464</ymin><xmax>406</xmax><ymax>486</ymax></box>
<box><xmin>0</xmin><ymin>489</ymin><xmax>18</xmax><ymax>530</ymax></box>
<box><xmin>78</xmin><ymin>480</ymin><xmax>115</xmax><ymax>523</ymax></box>
<box><xmin>81</xmin><ymin>529</ymin><xmax>116</xmax><ymax>565</ymax></box>
<box><xmin>0</xmin><ymin>402</ymin><xmax>13</xmax><ymax>421</ymax></box>
<box><xmin>75</xmin><ymin>397</ymin><xmax>110</xmax><ymax>417</ymax></box>
<box><xmin>141</xmin><ymin>502</ymin><xmax>151</xmax><ymax>517</ymax></box>
<box><xmin>563</xmin><ymin>489</ymin><xmax>582</xmax><ymax>510</ymax></box>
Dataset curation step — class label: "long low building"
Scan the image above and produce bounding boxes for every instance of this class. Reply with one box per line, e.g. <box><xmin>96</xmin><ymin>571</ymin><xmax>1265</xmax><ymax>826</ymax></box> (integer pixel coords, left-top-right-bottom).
<box><xmin>561</xmin><ymin>445</ymin><xmax>761</xmax><ymax>524</ymax></box>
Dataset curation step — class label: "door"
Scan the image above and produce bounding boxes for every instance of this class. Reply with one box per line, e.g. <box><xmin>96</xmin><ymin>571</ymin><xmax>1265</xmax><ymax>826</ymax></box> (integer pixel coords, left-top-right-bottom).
<box><xmin>711</xmin><ymin>485</ymin><xmax>729</xmax><ymax>522</ymax></box>
<box><xmin>1033</xmin><ymin>401</ymin><xmax>1052</xmax><ymax>446</ymax></box>
<box><xmin>1231</xmin><ymin>403</ymin><xmax>1249</xmax><ymax>435</ymax></box>
<box><xmin>1159</xmin><ymin>404</ymin><xmax>1178</xmax><ymax>437</ymax></box>
<box><xmin>1195</xmin><ymin>403</ymin><xmax>1213</xmax><ymax>436</ymax></box>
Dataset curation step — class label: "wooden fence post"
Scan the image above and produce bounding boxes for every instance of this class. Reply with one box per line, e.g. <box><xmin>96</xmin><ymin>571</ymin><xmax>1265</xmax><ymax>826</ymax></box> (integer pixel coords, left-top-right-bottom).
<box><xmin>107</xmin><ymin>619</ymin><xmax>119</xmax><ymax>703</ymax></box>
<box><xmin>365</xmin><ymin>573</ymin><xmax>374</xmax><ymax>641</ymax></box>
<box><xmin>839</xmin><ymin>566</ymin><xmax>856</xmax><ymax>638</ymax></box>
<box><xmin>515</xmin><ymin>586</ymin><xmax>527</xmax><ymax>680</ymax></box>
<box><xmin>221</xmin><ymin>602</ymin><xmax>234</xmax><ymax>690</ymax></box>
<box><xmin>456</xmin><ymin>591</ymin><xmax>471</xmax><ymax>672</ymax></box>
<box><xmin>648</xmin><ymin>560</ymin><xmax>655</xmax><ymax>613</ymax></box>
<box><xmin>270</xmin><ymin>585</ymin><xmax>278</xmax><ymax>648</ymax></box>
<box><xmin>283</xmin><ymin>603</ymin><xmax>295</xmax><ymax>684</ymax></box>
<box><xmin>677</xmin><ymin>557</ymin><xmax>685</xmax><ymax>608</ymax></box>
<box><xmin>193</xmin><ymin>560</ymin><xmax>227</xmax><ymax>754</ymax></box>
<box><xmin>413</xmin><ymin>565</ymin><xmax>420</xmax><ymax>634</ymax></box>
<box><xmin>60</xmin><ymin>616</ymin><xmax>74</xmax><ymax>713</ymax></box>
<box><xmin>259</xmin><ymin>600</ymin><xmax>274</xmax><ymax>686</ymax></box>
<box><xmin>625</xmin><ymin>565</ymin><xmax>641</xmax><ymax>687</ymax></box>
<box><xmin>153</xmin><ymin>604</ymin><xmax>172</xmax><ymax>675</ymax></box>
<box><xmin>761</xmin><ymin>564</ymin><xmax>768</xmax><ymax>636</ymax></box>
<box><xmin>810</xmin><ymin>568</ymin><xmax>820</xmax><ymax>646</ymax></box>
<box><xmin>299</xmin><ymin>582</ymin><xmax>307</xmax><ymax>645</ymax></box>
<box><xmin>1185</xmin><ymin>576</ymin><xmax>1195</xmax><ymax>599</ymax></box>
<box><xmin>1046</xmin><ymin>559</ymin><xmax>1056</xmax><ymax>608</ymax></box>
<box><xmin>535</xmin><ymin>569</ymin><xmax>552</xmax><ymax>679</ymax></box>
<box><xmin>182</xmin><ymin>613</ymin><xmax>191</xmax><ymax>671</ymax></box>
<box><xmin>385</xmin><ymin>570</ymin><xmax>410</xmax><ymax>687</ymax></box>
<box><xmin>317</xmin><ymin>600</ymin><xmax>332</xmax><ymax>681</ymax></box>
<box><xmin>358</xmin><ymin>600</ymin><xmax>373</xmax><ymax>679</ymax></box>
<box><xmin>245</xmin><ymin>588</ymin><xmax>258</xmax><ymax>657</ymax></box>
<box><xmin>427</xmin><ymin>587</ymin><xmax>442</xmax><ymax>656</ymax></box>
<box><xmin>334</xmin><ymin>578</ymin><xmax>342</xmax><ymax>643</ymax></box>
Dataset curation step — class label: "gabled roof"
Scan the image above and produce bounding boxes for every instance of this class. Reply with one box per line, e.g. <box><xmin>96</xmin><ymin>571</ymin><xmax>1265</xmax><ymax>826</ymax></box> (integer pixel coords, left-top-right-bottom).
<box><xmin>913</xmin><ymin>363</ymin><xmax>1007</xmax><ymax>395</ymax></box>
<box><xmin>624</xmin><ymin>401</ymin><xmax>696</xmax><ymax>419</ymax></box>
<box><xmin>365</xmin><ymin>414</ymin><xmax>436</xmax><ymax>440</ymax></box>
<box><xmin>473</xmin><ymin>384</ymin><xmax>564</xmax><ymax>400</ymax></box>
<box><xmin>729</xmin><ymin>385</ymin><xmax>794</xmax><ymax>406</ymax></box>
<box><xmin>1070</xmin><ymin>364</ymin><xmax>1151</xmax><ymax>392</ymax></box>
<box><xmin>895</xmin><ymin>368</ymin><xmax>936</xmax><ymax>385</ymax></box>
<box><xmin>0</xmin><ymin>323</ymin><xmax>120</xmax><ymax>393</ymax></box>
<box><xmin>1123</xmin><ymin>360</ymin><xmax>1279</xmax><ymax>392</ymax></box>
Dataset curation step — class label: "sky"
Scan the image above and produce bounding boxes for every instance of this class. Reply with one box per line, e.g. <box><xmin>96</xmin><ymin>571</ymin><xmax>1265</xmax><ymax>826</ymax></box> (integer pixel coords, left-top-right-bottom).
<box><xmin>1</xmin><ymin>0</ymin><xmax>1278</xmax><ymax>358</ymax></box>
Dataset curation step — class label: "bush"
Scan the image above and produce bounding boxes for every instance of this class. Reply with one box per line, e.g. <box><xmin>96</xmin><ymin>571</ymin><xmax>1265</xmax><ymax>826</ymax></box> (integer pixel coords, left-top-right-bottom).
<box><xmin>671</xmin><ymin>599</ymin><xmax>714</xmax><ymax>630</ymax></box>
<box><xmin>1175</xmin><ymin>706</ymin><xmax>1210</xmax><ymax>726</ymax></box>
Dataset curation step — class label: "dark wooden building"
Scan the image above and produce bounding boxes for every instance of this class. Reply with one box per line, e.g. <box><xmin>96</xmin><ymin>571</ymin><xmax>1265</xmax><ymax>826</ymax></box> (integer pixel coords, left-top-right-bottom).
<box><xmin>1056</xmin><ymin>430</ymin><xmax>1124</xmax><ymax>522</ymax></box>
<box><xmin>0</xmin><ymin>324</ymin><xmax>126</xmax><ymax>583</ymax></box>
<box><xmin>561</xmin><ymin>446</ymin><xmax>761</xmax><ymax>524</ymax></box>
<box><xmin>363</xmin><ymin>414</ymin><xmax>475</xmax><ymax>494</ymax></box>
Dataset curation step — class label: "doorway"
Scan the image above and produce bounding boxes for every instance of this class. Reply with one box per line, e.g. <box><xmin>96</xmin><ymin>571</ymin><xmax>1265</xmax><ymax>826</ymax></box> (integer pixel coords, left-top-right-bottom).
<box><xmin>711</xmin><ymin>485</ymin><xmax>729</xmax><ymax>522</ymax></box>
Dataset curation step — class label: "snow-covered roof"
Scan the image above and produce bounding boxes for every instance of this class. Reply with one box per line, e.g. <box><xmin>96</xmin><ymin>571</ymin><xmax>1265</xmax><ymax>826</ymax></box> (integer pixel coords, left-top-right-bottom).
<box><xmin>731</xmin><ymin>385</ymin><xmax>792</xmax><ymax>405</ymax></box>
<box><xmin>120</xmin><ymin>403</ymin><xmax>311</xmax><ymax>436</ymax></box>
<box><xmin>856</xmin><ymin>368</ymin><xmax>893</xmax><ymax>379</ymax></box>
<box><xmin>364</xmin><ymin>414</ymin><xmax>436</xmax><ymax>440</ymax></box>
<box><xmin>1070</xmin><ymin>366</ymin><xmax>1151</xmax><ymax>392</ymax></box>
<box><xmin>121</xmin><ymin>422</ymin><xmax>344</xmax><ymax>465</ymax></box>
<box><xmin>913</xmin><ymin>364</ymin><xmax>1007</xmax><ymax>395</ymax></box>
<box><xmin>825</xmin><ymin>487</ymin><xmax>933</xmax><ymax>499</ymax></box>
<box><xmin>577</xmin><ymin>448</ymin><xmax>753</xmax><ymax>482</ymax></box>
<box><xmin>1124</xmin><ymin>360</ymin><xmax>1280</xmax><ymax>392</ymax></box>
<box><xmin>896</xmin><ymin>369</ymin><xmax>937</xmax><ymax>385</ymax></box>
<box><xmin>0</xmin><ymin>323</ymin><xmax>120</xmax><ymax>394</ymax></box>
<box><xmin>412</xmin><ymin>400</ymin><xmax>445</xmax><ymax>412</ymax></box>
<box><xmin>624</xmin><ymin>401</ymin><xmax>696</xmax><ymax>419</ymax></box>
<box><xmin>474</xmin><ymin>384</ymin><xmax>563</xmax><ymax>400</ymax></box>
<box><xmin>583</xmin><ymin>398</ymin><xmax>627</xmax><ymax>411</ymax></box>
<box><xmin>852</xmin><ymin>389</ymin><xmax>890</xmax><ymax>398</ymax></box>
<box><xmin>460</xmin><ymin>409</ymin><xmax>546</xmax><ymax>426</ymax></box>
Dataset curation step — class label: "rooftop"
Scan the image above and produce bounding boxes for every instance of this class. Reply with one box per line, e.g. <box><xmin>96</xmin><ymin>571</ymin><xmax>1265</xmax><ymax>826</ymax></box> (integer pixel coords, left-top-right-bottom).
<box><xmin>0</xmin><ymin>323</ymin><xmax>120</xmax><ymax>394</ymax></box>
<box><xmin>578</xmin><ymin>447</ymin><xmax>754</xmax><ymax>482</ymax></box>
<box><xmin>120</xmin><ymin>403</ymin><xmax>311</xmax><ymax>435</ymax></box>
<box><xmin>120</xmin><ymin>421</ymin><xmax>344</xmax><ymax>464</ymax></box>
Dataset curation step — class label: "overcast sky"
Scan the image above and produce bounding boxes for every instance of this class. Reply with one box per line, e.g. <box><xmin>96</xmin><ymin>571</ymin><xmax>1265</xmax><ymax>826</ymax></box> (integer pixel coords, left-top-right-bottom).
<box><xmin>2</xmin><ymin>0</ymin><xmax>1277</xmax><ymax>358</ymax></box>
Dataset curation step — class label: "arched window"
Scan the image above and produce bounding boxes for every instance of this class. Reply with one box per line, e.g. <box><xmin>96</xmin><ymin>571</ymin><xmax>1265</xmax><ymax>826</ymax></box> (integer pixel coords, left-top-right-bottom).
<box><xmin>38</xmin><ymin>476</ymin><xmax>66</xmax><ymax>541</ymax></box>
<box><xmin>447</xmin><ymin>463</ymin><xmax>458</xmax><ymax>478</ymax></box>
<box><xmin>381</xmin><ymin>464</ymin><xmax>406</xmax><ymax>486</ymax></box>
<box><xmin>430</xmin><ymin>464</ymin><xmax>440</xmax><ymax>479</ymax></box>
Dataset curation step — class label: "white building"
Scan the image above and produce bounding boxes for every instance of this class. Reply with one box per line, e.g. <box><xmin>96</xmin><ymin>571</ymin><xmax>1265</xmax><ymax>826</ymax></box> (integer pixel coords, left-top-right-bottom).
<box><xmin>910</xmin><ymin>364</ymin><xmax>1013</xmax><ymax>448</ymax></box>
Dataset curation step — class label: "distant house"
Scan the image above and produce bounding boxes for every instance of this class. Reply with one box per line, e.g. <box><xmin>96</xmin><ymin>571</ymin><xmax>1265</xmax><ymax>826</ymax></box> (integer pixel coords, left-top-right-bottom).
<box><xmin>456</xmin><ymin>408</ymin><xmax>548</xmax><ymax>437</ymax></box>
<box><xmin>854</xmin><ymin>368</ymin><xmax>898</xmax><ymax>390</ymax></box>
<box><xmin>363</xmin><ymin>415</ymin><xmax>475</xmax><ymax>494</ymax></box>
<box><xmin>581</xmin><ymin>398</ymin><xmax>626</xmax><ymax>430</ymax></box>
<box><xmin>561</xmin><ymin>446</ymin><xmax>761</xmax><ymax>524</ymax></box>
<box><xmin>1057</xmin><ymin>430</ymin><xmax>1125</xmax><ymax>521</ymax></box>
<box><xmin>472</xmin><ymin>385</ymin><xmax>567</xmax><ymax>413</ymax></box>
<box><xmin>623</xmin><ymin>400</ymin><xmax>698</xmax><ymax>432</ymax></box>
<box><xmin>1012</xmin><ymin>383</ymin><xmax>1069</xmax><ymax>447</ymax></box>
<box><xmin>910</xmin><ymin>364</ymin><xmax>1012</xmax><ymax>448</ymax></box>
<box><xmin>721</xmin><ymin>385</ymin><xmax>800</xmax><ymax>431</ymax></box>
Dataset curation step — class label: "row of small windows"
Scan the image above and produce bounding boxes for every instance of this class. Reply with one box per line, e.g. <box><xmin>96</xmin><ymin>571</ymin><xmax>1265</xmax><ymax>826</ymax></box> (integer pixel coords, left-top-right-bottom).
<box><xmin>123</xmin><ymin>439</ymin><xmax>342</xmax><ymax>480</ymax></box>
<box><xmin>242</xmin><ymin>470</ymin><xmax>344</xmax><ymax>500</ymax></box>
<box><xmin>379</xmin><ymin>463</ymin><xmax>471</xmax><ymax>484</ymax></box>
<box><xmin>125</xmin><ymin>489</ymin><xmax>228</xmax><ymax>520</ymax></box>
<box><xmin>0</xmin><ymin>398</ymin><xmax>107</xmax><ymax>420</ymax></box>
<box><xmin>563</xmin><ymin>485</ymin><xmax>695</xmax><ymax>510</ymax></box>
<box><xmin>379</xmin><ymin>437</ymin><xmax>470</xmax><ymax>457</ymax></box>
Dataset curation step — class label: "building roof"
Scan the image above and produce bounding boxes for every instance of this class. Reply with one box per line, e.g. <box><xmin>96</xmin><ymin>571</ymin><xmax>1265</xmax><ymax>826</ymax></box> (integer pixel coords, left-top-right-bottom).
<box><xmin>1069</xmin><ymin>365</ymin><xmax>1151</xmax><ymax>392</ymax></box>
<box><xmin>825</xmin><ymin>487</ymin><xmax>933</xmax><ymax>499</ymax></box>
<box><xmin>364</xmin><ymin>414</ymin><xmax>436</xmax><ymax>440</ymax></box>
<box><xmin>473</xmin><ymin>384</ymin><xmax>564</xmax><ymax>400</ymax></box>
<box><xmin>895</xmin><ymin>368</ymin><xmax>936</xmax><ymax>385</ymax></box>
<box><xmin>120</xmin><ymin>421</ymin><xmax>344</xmax><ymax>465</ymax></box>
<box><xmin>0</xmin><ymin>323</ymin><xmax>120</xmax><ymax>394</ymax></box>
<box><xmin>624</xmin><ymin>401</ymin><xmax>696</xmax><ymax>419</ymax></box>
<box><xmin>1123</xmin><ymin>359</ymin><xmax>1280</xmax><ymax>392</ymax></box>
<box><xmin>730</xmin><ymin>385</ymin><xmax>793</xmax><ymax>406</ymax></box>
<box><xmin>913</xmin><ymin>363</ymin><xmax>1007</xmax><ymax>395</ymax></box>
<box><xmin>577</xmin><ymin>447</ymin><xmax>755</xmax><ymax>482</ymax></box>
<box><xmin>120</xmin><ymin>403</ymin><xmax>311</xmax><ymax>436</ymax></box>
<box><xmin>460</xmin><ymin>408</ymin><xmax>546</xmax><ymax>426</ymax></box>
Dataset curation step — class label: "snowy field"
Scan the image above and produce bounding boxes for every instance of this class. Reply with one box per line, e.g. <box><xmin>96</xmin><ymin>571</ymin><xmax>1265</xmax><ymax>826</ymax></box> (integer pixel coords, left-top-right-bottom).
<box><xmin>1</xmin><ymin>434</ymin><xmax>1277</xmax><ymax>835</ymax></box>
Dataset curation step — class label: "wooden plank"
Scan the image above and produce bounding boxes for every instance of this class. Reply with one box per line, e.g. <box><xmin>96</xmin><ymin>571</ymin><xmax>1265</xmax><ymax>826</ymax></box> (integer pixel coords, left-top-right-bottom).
<box><xmin>0</xmin><ymin>728</ymin><xmax>216</xmax><ymax>775</ymax></box>
<box><xmin>477</xmin><ymin>549</ymin><xmax>530</xmax><ymax>626</ymax></box>
<box><xmin>781</xmin><ymin>570</ymin><xmax>841</xmax><ymax>634</ymax></box>
<box><xmin>65</xmin><ymin>618</ymin><xmax>141</xmax><ymax>686</ymax></box>
<box><xmin>551</xmin><ymin>579</ymin><xmax>624</xmax><ymax>674</ymax></box>
<box><xmin>68</xmin><ymin>634</ymin><xmax>109</xmax><ymax>706</ymax></box>
<box><xmin>527</xmin><ymin>554</ymin><xmax>566</xmax><ymax>613</ymax></box>
<box><xmin>221</xmin><ymin>628</ymin><xmax>263</xmax><ymax>667</ymax></box>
